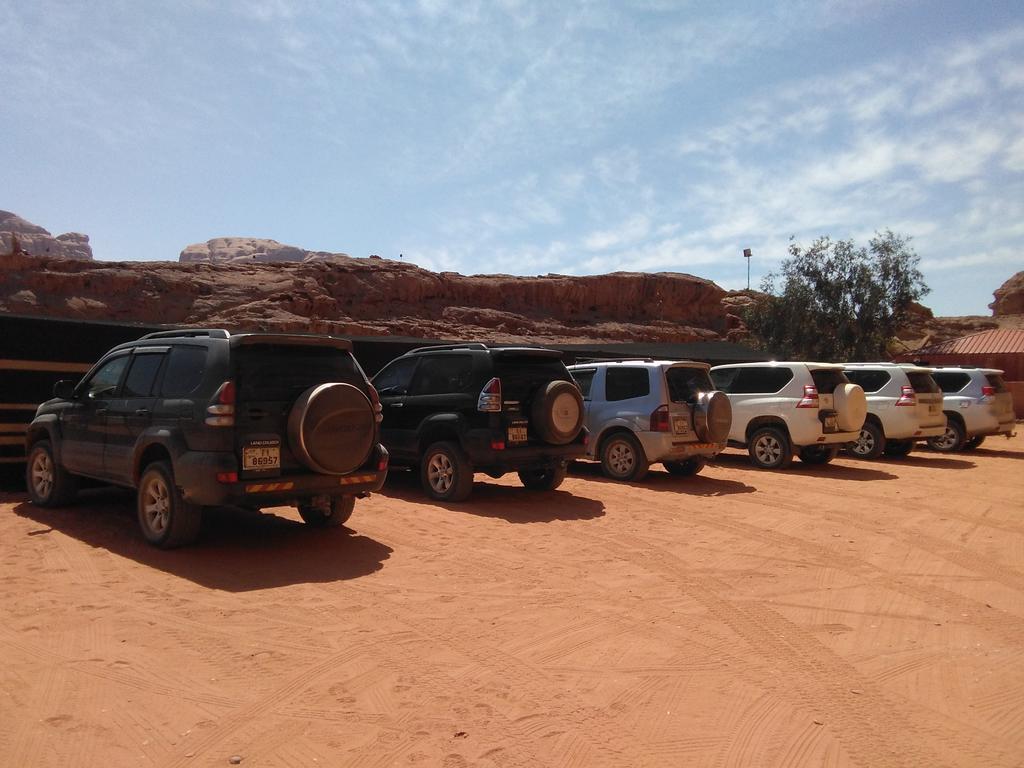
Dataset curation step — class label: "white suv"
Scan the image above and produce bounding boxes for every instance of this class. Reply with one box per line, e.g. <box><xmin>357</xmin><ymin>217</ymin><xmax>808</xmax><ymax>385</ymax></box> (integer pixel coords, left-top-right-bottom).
<box><xmin>842</xmin><ymin>363</ymin><xmax>946</xmax><ymax>458</ymax></box>
<box><xmin>928</xmin><ymin>367</ymin><xmax>1016</xmax><ymax>451</ymax></box>
<box><xmin>567</xmin><ymin>360</ymin><xmax>731</xmax><ymax>480</ymax></box>
<box><xmin>709</xmin><ymin>362</ymin><xmax>866</xmax><ymax>469</ymax></box>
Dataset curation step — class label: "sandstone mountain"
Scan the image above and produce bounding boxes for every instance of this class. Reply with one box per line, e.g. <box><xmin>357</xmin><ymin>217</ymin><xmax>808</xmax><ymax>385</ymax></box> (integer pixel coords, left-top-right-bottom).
<box><xmin>0</xmin><ymin>210</ymin><xmax>94</xmax><ymax>261</ymax></box>
<box><xmin>991</xmin><ymin>271</ymin><xmax>1024</xmax><ymax>316</ymax></box>
<box><xmin>180</xmin><ymin>237</ymin><xmax>351</xmax><ymax>264</ymax></box>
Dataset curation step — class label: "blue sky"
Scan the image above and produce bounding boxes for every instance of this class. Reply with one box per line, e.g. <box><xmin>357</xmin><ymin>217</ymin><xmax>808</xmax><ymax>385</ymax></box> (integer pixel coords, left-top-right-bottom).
<box><xmin>2</xmin><ymin>1</ymin><xmax>1022</xmax><ymax>317</ymax></box>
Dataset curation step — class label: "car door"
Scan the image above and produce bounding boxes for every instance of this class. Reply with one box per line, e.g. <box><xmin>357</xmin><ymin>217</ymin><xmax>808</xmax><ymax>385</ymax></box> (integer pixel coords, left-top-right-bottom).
<box><xmin>103</xmin><ymin>348</ymin><xmax>168</xmax><ymax>483</ymax></box>
<box><xmin>372</xmin><ymin>357</ymin><xmax>420</xmax><ymax>461</ymax></box>
<box><xmin>60</xmin><ymin>353</ymin><xmax>131</xmax><ymax>476</ymax></box>
<box><xmin>403</xmin><ymin>354</ymin><xmax>476</xmax><ymax>445</ymax></box>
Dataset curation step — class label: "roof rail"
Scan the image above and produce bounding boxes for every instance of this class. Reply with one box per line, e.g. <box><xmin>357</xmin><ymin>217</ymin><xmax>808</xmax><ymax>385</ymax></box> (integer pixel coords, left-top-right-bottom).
<box><xmin>408</xmin><ymin>342</ymin><xmax>488</xmax><ymax>354</ymax></box>
<box><xmin>138</xmin><ymin>329</ymin><xmax>230</xmax><ymax>341</ymax></box>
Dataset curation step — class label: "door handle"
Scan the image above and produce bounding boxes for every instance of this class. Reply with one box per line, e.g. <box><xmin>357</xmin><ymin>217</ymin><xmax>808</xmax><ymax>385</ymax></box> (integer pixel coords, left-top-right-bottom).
<box><xmin>95</xmin><ymin>408</ymin><xmax>108</xmax><ymax>416</ymax></box>
<box><xmin>391</xmin><ymin>402</ymin><xmax>404</xmax><ymax>408</ymax></box>
<box><xmin>135</xmin><ymin>408</ymin><xmax>150</xmax><ymax>416</ymax></box>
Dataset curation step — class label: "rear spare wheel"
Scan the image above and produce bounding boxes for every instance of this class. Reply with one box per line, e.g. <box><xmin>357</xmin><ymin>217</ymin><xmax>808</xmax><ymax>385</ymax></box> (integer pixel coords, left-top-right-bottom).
<box><xmin>288</xmin><ymin>383</ymin><xmax>375</xmax><ymax>475</ymax></box>
<box><xmin>833</xmin><ymin>383</ymin><xmax>867</xmax><ymax>432</ymax></box>
<box><xmin>531</xmin><ymin>380</ymin><xmax>584</xmax><ymax>445</ymax></box>
<box><xmin>693</xmin><ymin>391</ymin><xmax>732</xmax><ymax>443</ymax></box>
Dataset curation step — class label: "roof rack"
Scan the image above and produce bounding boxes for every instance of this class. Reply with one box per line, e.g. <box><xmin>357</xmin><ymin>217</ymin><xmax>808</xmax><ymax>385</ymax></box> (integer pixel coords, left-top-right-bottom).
<box><xmin>138</xmin><ymin>329</ymin><xmax>230</xmax><ymax>341</ymax></box>
<box><xmin>408</xmin><ymin>342</ymin><xmax>488</xmax><ymax>354</ymax></box>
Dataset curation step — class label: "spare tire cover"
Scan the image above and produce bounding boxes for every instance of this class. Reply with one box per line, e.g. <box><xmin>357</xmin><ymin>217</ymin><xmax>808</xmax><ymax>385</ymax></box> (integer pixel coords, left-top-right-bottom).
<box><xmin>693</xmin><ymin>391</ymin><xmax>732</xmax><ymax>443</ymax></box>
<box><xmin>833</xmin><ymin>383</ymin><xmax>867</xmax><ymax>432</ymax></box>
<box><xmin>531</xmin><ymin>380</ymin><xmax>584</xmax><ymax>445</ymax></box>
<box><xmin>288</xmin><ymin>383</ymin><xmax>375</xmax><ymax>475</ymax></box>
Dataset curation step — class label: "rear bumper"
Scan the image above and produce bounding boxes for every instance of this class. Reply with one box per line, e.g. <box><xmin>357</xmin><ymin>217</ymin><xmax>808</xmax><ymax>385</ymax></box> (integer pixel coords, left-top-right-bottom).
<box><xmin>636</xmin><ymin>431</ymin><xmax>725</xmax><ymax>462</ymax></box>
<box><xmin>463</xmin><ymin>429</ymin><xmax>587</xmax><ymax>471</ymax></box>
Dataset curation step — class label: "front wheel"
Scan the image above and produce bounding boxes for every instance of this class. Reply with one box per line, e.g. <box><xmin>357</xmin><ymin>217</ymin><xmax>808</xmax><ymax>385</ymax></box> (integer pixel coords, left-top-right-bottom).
<box><xmin>663</xmin><ymin>458</ymin><xmax>706</xmax><ymax>476</ymax></box>
<box><xmin>600</xmin><ymin>433</ymin><xmax>649</xmax><ymax>481</ymax></box>
<box><xmin>849</xmin><ymin>421</ymin><xmax>885</xmax><ymax>459</ymax></box>
<box><xmin>137</xmin><ymin>461</ymin><xmax>202</xmax><ymax>549</ymax></box>
<box><xmin>26</xmin><ymin>440</ymin><xmax>78</xmax><ymax>507</ymax></box>
<box><xmin>518</xmin><ymin>465</ymin><xmax>567</xmax><ymax>491</ymax></box>
<box><xmin>298</xmin><ymin>495</ymin><xmax>355</xmax><ymax>527</ymax></box>
<box><xmin>927</xmin><ymin>420</ymin><xmax>965</xmax><ymax>453</ymax></box>
<box><xmin>420</xmin><ymin>441</ymin><xmax>474</xmax><ymax>501</ymax></box>
<box><xmin>748</xmin><ymin>427</ymin><xmax>793</xmax><ymax>469</ymax></box>
<box><xmin>884</xmin><ymin>440</ymin><xmax>914</xmax><ymax>458</ymax></box>
<box><xmin>798</xmin><ymin>445</ymin><xmax>840</xmax><ymax>465</ymax></box>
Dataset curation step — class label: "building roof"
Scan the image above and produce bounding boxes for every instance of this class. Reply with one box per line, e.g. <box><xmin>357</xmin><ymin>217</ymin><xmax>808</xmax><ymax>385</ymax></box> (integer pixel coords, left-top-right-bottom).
<box><xmin>913</xmin><ymin>328</ymin><xmax>1024</xmax><ymax>356</ymax></box>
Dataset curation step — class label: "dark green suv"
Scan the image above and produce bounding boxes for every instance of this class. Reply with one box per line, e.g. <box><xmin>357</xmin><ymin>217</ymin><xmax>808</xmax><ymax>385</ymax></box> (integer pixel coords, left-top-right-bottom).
<box><xmin>25</xmin><ymin>329</ymin><xmax>388</xmax><ymax>548</ymax></box>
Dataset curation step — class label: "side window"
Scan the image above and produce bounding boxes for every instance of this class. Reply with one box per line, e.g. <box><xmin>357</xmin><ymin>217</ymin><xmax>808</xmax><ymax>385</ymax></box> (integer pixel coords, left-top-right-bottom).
<box><xmin>605</xmin><ymin>367</ymin><xmax>650</xmax><ymax>402</ymax></box>
<box><xmin>844</xmin><ymin>369</ymin><xmax>890</xmax><ymax>393</ymax></box>
<box><xmin>83</xmin><ymin>355</ymin><xmax>130</xmax><ymax>399</ymax></box>
<box><xmin>571</xmin><ymin>369</ymin><xmax>596</xmax><ymax>399</ymax></box>
<box><xmin>932</xmin><ymin>372</ymin><xmax>970</xmax><ymax>393</ymax></box>
<box><xmin>710</xmin><ymin>367</ymin><xmax>739</xmax><ymax>392</ymax></box>
<box><xmin>372</xmin><ymin>357</ymin><xmax>419</xmax><ymax>393</ymax></box>
<box><xmin>161</xmin><ymin>346</ymin><xmax>208</xmax><ymax>397</ymax></box>
<box><xmin>122</xmin><ymin>352</ymin><xmax>166</xmax><ymax>397</ymax></box>
<box><xmin>732</xmin><ymin>367</ymin><xmax>794</xmax><ymax>394</ymax></box>
<box><xmin>410</xmin><ymin>355</ymin><xmax>473</xmax><ymax>396</ymax></box>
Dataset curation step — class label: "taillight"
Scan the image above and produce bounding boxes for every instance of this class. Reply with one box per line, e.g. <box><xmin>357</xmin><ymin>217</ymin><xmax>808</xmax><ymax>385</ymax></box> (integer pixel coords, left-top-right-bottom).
<box><xmin>650</xmin><ymin>404</ymin><xmax>671</xmax><ymax>432</ymax></box>
<box><xmin>796</xmin><ymin>384</ymin><xmax>819</xmax><ymax>408</ymax></box>
<box><xmin>366</xmin><ymin>384</ymin><xmax>383</xmax><ymax>422</ymax></box>
<box><xmin>895</xmin><ymin>385</ymin><xmax>916</xmax><ymax>407</ymax></box>
<box><xmin>981</xmin><ymin>385</ymin><xmax>995</xmax><ymax>399</ymax></box>
<box><xmin>376</xmin><ymin>447</ymin><xmax>389</xmax><ymax>472</ymax></box>
<box><xmin>206</xmin><ymin>380</ymin><xmax>236</xmax><ymax>426</ymax></box>
<box><xmin>478</xmin><ymin>377</ymin><xmax>502</xmax><ymax>412</ymax></box>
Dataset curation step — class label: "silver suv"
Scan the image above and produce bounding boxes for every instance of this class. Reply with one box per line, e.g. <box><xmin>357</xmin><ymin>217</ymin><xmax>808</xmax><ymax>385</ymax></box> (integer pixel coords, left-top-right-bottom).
<box><xmin>927</xmin><ymin>367</ymin><xmax>1016</xmax><ymax>451</ymax></box>
<box><xmin>842</xmin><ymin>363</ymin><xmax>946</xmax><ymax>458</ymax></box>
<box><xmin>566</xmin><ymin>360</ymin><xmax>731</xmax><ymax>480</ymax></box>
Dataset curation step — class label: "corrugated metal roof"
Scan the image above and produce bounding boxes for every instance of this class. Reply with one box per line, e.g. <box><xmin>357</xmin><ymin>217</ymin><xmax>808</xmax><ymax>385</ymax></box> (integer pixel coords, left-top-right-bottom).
<box><xmin>913</xmin><ymin>328</ymin><xmax>1024</xmax><ymax>356</ymax></box>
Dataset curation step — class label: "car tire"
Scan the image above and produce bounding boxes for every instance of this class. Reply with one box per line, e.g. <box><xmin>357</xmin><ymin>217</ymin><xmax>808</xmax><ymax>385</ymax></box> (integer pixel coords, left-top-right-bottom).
<box><xmin>531</xmin><ymin>380</ymin><xmax>585</xmax><ymax>445</ymax></box>
<box><xmin>518</xmin><ymin>465</ymin><xmax>567</xmax><ymax>491</ymax></box>
<box><xmin>298</xmin><ymin>496</ymin><xmax>355</xmax><ymax>527</ymax></box>
<box><xmin>663</xmin><ymin>458</ymin><xmax>706</xmax><ymax>476</ymax></box>
<box><xmin>798</xmin><ymin>445</ymin><xmax>840</xmax><ymax>465</ymax></box>
<box><xmin>600</xmin><ymin>432</ymin><xmax>649</xmax><ymax>481</ymax></box>
<box><xmin>26</xmin><ymin>440</ymin><xmax>78</xmax><ymax>507</ymax></box>
<box><xmin>963</xmin><ymin>436</ymin><xmax>985</xmax><ymax>450</ymax></box>
<box><xmin>884</xmin><ymin>440</ymin><xmax>914</xmax><ymax>458</ymax></box>
<box><xmin>748</xmin><ymin>427</ymin><xmax>793</xmax><ymax>469</ymax></box>
<box><xmin>137</xmin><ymin>461</ymin><xmax>202</xmax><ymax>549</ymax></box>
<box><xmin>849</xmin><ymin>421</ymin><xmax>885</xmax><ymax>459</ymax></box>
<box><xmin>420</xmin><ymin>441</ymin><xmax>474</xmax><ymax>501</ymax></box>
<box><xmin>927</xmin><ymin>419</ymin><xmax>966</xmax><ymax>453</ymax></box>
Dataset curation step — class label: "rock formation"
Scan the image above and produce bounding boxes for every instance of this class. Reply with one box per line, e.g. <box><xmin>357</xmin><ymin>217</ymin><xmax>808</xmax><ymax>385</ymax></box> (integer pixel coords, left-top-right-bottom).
<box><xmin>0</xmin><ymin>210</ymin><xmax>93</xmax><ymax>261</ymax></box>
<box><xmin>180</xmin><ymin>237</ymin><xmax>350</xmax><ymax>264</ymax></box>
<box><xmin>990</xmin><ymin>271</ymin><xmax>1024</xmax><ymax>316</ymax></box>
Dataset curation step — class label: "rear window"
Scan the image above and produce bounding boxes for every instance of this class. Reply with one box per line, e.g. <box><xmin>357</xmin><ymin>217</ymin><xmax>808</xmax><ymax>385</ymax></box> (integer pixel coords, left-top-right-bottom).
<box><xmin>985</xmin><ymin>373</ymin><xmax>1008</xmax><ymax>393</ymax></box>
<box><xmin>235</xmin><ymin>345</ymin><xmax>361</xmax><ymax>402</ymax></box>
<box><xmin>932</xmin><ymin>371</ymin><xmax>971</xmax><ymax>393</ymax></box>
<box><xmin>712</xmin><ymin>366</ymin><xmax>793</xmax><ymax>394</ymax></box>
<box><xmin>493</xmin><ymin>355</ymin><xmax>570</xmax><ymax>401</ymax></box>
<box><xmin>906</xmin><ymin>372</ymin><xmax>940</xmax><ymax>394</ymax></box>
<box><xmin>844</xmin><ymin>369</ymin><xmax>890</xmax><ymax>393</ymax></box>
<box><xmin>161</xmin><ymin>346</ymin><xmax>208</xmax><ymax>397</ymax></box>
<box><xmin>605</xmin><ymin>367</ymin><xmax>651</xmax><ymax>401</ymax></box>
<box><xmin>665</xmin><ymin>367</ymin><xmax>712</xmax><ymax>403</ymax></box>
<box><xmin>410</xmin><ymin>355</ymin><xmax>474</xmax><ymax>395</ymax></box>
<box><xmin>809</xmin><ymin>369</ymin><xmax>849</xmax><ymax>394</ymax></box>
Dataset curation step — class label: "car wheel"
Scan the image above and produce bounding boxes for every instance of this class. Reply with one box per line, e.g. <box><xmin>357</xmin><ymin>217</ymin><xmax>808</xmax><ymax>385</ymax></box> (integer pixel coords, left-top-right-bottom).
<box><xmin>849</xmin><ymin>421</ymin><xmax>885</xmax><ymax>459</ymax></box>
<box><xmin>927</xmin><ymin>420</ymin><xmax>965</xmax><ymax>453</ymax></box>
<box><xmin>963</xmin><ymin>436</ymin><xmax>985</xmax><ymax>450</ymax></box>
<box><xmin>298</xmin><ymin>496</ymin><xmax>355</xmax><ymax>527</ymax></box>
<box><xmin>747</xmin><ymin>427</ymin><xmax>793</xmax><ymax>469</ymax></box>
<box><xmin>518</xmin><ymin>465</ymin><xmax>567</xmax><ymax>491</ymax></box>
<box><xmin>420</xmin><ymin>441</ymin><xmax>474</xmax><ymax>501</ymax></box>
<box><xmin>26</xmin><ymin>440</ymin><xmax>78</xmax><ymax>507</ymax></box>
<box><xmin>663</xmin><ymin>458</ymin><xmax>706</xmax><ymax>476</ymax></box>
<box><xmin>798</xmin><ymin>445</ymin><xmax>840</xmax><ymax>465</ymax></box>
<box><xmin>884</xmin><ymin>440</ymin><xmax>914</xmax><ymax>457</ymax></box>
<box><xmin>137</xmin><ymin>461</ymin><xmax>202</xmax><ymax>548</ymax></box>
<box><xmin>600</xmin><ymin>433</ymin><xmax>649</xmax><ymax>481</ymax></box>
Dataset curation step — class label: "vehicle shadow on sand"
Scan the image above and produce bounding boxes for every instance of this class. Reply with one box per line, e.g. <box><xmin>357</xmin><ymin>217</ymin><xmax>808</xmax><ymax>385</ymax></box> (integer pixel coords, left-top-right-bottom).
<box><xmin>568</xmin><ymin>461</ymin><xmax>757</xmax><ymax>496</ymax></box>
<box><xmin>710</xmin><ymin>451</ymin><xmax>900</xmax><ymax>481</ymax></box>
<box><xmin>875</xmin><ymin>453</ymin><xmax>977</xmax><ymax>470</ymax></box>
<box><xmin>944</xmin><ymin>447</ymin><xmax>1022</xmax><ymax>461</ymax></box>
<box><xmin>6</xmin><ymin>488</ymin><xmax>392</xmax><ymax>592</ymax></box>
<box><xmin>380</xmin><ymin>469</ymin><xmax>606</xmax><ymax>523</ymax></box>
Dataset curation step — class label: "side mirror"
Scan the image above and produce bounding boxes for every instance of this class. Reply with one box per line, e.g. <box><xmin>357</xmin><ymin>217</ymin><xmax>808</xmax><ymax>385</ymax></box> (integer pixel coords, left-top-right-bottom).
<box><xmin>53</xmin><ymin>380</ymin><xmax>77</xmax><ymax>399</ymax></box>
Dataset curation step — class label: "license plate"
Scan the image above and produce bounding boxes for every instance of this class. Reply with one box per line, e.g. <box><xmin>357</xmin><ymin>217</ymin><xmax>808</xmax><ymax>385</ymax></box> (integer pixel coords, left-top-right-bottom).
<box><xmin>507</xmin><ymin>422</ymin><xmax>528</xmax><ymax>444</ymax></box>
<box><xmin>672</xmin><ymin>416</ymin><xmax>689</xmax><ymax>433</ymax></box>
<box><xmin>243</xmin><ymin>444</ymin><xmax>280</xmax><ymax>471</ymax></box>
<box><xmin>824</xmin><ymin>415</ymin><xmax>837</xmax><ymax>429</ymax></box>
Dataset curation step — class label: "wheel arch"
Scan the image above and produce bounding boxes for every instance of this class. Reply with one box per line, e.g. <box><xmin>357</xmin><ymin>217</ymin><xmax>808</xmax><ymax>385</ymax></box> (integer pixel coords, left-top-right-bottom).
<box><xmin>134</xmin><ymin>442</ymin><xmax>173</xmax><ymax>484</ymax></box>
<box><xmin>744</xmin><ymin>416</ymin><xmax>790</xmax><ymax>443</ymax></box>
<box><xmin>417</xmin><ymin>415</ymin><xmax>464</xmax><ymax>455</ymax></box>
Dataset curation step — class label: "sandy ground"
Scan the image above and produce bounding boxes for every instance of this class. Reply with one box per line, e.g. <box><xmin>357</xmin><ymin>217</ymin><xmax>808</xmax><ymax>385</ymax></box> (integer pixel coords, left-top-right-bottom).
<box><xmin>1</xmin><ymin>435</ymin><xmax>1023</xmax><ymax>768</ymax></box>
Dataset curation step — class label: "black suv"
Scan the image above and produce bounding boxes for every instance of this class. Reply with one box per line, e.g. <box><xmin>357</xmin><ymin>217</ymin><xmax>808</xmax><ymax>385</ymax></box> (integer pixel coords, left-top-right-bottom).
<box><xmin>371</xmin><ymin>343</ymin><xmax>587</xmax><ymax>501</ymax></box>
<box><xmin>25</xmin><ymin>329</ymin><xmax>388</xmax><ymax>548</ymax></box>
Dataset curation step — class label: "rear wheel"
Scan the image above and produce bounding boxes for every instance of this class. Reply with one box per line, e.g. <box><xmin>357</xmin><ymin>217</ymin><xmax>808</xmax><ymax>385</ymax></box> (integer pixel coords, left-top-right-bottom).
<box><xmin>518</xmin><ymin>465</ymin><xmax>567</xmax><ymax>491</ymax></box>
<box><xmin>600</xmin><ymin>433</ymin><xmax>649</xmax><ymax>481</ymax></box>
<box><xmin>963</xmin><ymin>436</ymin><xmax>985</xmax><ymax>450</ymax></box>
<box><xmin>137</xmin><ymin>461</ymin><xmax>202</xmax><ymax>549</ymax></box>
<box><xmin>298</xmin><ymin>496</ymin><xmax>355</xmax><ymax>527</ymax></box>
<box><xmin>927</xmin><ymin>419</ymin><xmax>965</xmax><ymax>453</ymax></box>
<box><xmin>849</xmin><ymin>421</ymin><xmax>885</xmax><ymax>459</ymax></box>
<box><xmin>884</xmin><ymin>440</ymin><xmax>914</xmax><ymax>457</ymax></box>
<box><xmin>748</xmin><ymin>427</ymin><xmax>793</xmax><ymax>470</ymax></box>
<box><xmin>26</xmin><ymin>440</ymin><xmax>78</xmax><ymax>507</ymax></box>
<box><xmin>663</xmin><ymin>458</ymin><xmax>706</xmax><ymax>476</ymax></box>
<box><xmin>798</xmin><ymin>445</ymin><xmax>840</xmax><ymax>465</ymax></box>
<box><xmin>420</xmin><ymin>441</ymin><xmax>473</xmax><ymax>501</ymax></box>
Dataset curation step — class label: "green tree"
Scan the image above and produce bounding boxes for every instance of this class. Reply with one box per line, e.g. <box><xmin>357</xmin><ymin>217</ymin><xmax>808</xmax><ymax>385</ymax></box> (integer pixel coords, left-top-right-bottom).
<box><xmin>743</xmin><ymin>231</ymin><xmax>929</xmax><ymax>361</ymax></box>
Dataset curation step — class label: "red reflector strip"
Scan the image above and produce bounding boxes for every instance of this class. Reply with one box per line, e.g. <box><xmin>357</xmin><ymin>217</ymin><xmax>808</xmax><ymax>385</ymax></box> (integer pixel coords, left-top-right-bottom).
<box><xmin>245</xmin><ymin>482</ymin><xmax>295</xmax><ymax>493</ymax></box>
<box><xmin>339</xmin><ymin>474</ymin><xmax>376</xmax><ymax>486</ymax></box>
<box><xmin>216</xmin><ymin>472</ymin><xmax>238</xmax><ymax>483</ymax></box>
